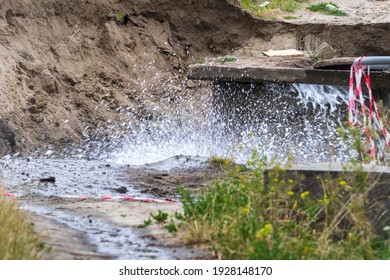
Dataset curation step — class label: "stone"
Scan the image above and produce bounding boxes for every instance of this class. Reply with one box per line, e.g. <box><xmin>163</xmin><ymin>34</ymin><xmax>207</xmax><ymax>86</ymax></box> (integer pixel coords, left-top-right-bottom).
<box><xmin>41</xmin><ymin>69</ymin><xmax>59</xmax><ymax>94</ymax></box>
<box><xmin>186</xmin><ymin>80</ymin><xmax>197</xmax><ymax>88</ymax></box>
<box><xmin>0</xmin><ymin>119</ymin><xmax>16</xmax><ymax>155</ymax></box>
<box><xmin>315</xmin><ymin>42</ymin><xmax>336</xmax><ymax>60</ymax></box>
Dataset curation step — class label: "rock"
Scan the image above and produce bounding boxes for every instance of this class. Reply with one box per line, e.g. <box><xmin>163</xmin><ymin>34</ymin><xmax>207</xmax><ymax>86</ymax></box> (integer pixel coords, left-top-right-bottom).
<box><xmin>186</xmin><ymin>80</ymin><xmax>197</xmax><ymax>88</ymax></box>
<box><xmin>31</xmin><ymin>115</ymin><xmax>44</xmax><ymax>123</ymax></box>
<box><xmin>39</xmin><ymin>177</ymin><xmax>56</xmax><ymax>183</ymax></box>
<box><xmin>115</xmin><ymin>186</ymin><xmax>128</xmax><ymax>194</ymax></box>
<box><xmin>28</xmin><ymin>105</ymin><xmax>40</xmax><ymax>114</ymax></box>
<box><xmin>0</xmin><ymin>119</ymin><xmax>16</xmax><ymax>155</ymax></box>
<box><xmin>40</xmin><ymin>69</ymin><xmax>59</xmax><ymax>94</ymax></box>
<box><xmin>315</xmin><ymin>42</ymin><xmax>336</xmax><ymax>60</ymax></box>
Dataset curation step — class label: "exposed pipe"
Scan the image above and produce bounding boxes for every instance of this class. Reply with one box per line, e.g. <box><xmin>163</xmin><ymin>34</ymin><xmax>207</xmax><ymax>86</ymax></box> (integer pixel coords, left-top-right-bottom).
<box><xmin>353</xmin><ymin>56</ymin><xmax>390</xmax><ymax>70</ymax></box>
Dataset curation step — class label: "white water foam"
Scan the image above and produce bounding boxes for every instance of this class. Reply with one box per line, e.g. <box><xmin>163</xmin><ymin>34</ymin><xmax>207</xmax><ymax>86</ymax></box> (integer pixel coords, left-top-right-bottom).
<box><xmin>109</xmin><ymin>82</ymin><xmax>351</xmax><ymax>165</ymax></box>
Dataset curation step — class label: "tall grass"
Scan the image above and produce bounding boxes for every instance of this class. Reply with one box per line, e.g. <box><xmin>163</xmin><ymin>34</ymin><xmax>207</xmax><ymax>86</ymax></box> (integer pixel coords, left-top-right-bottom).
<box><xmin>175</xmin><ymin>153</ymin><xmax>390</xmax><ymax>259</ymax></box>
<box><xmin>0</xmin><ymin>191</ymin><xmax>45</xmax><ymax>259</ymax></box>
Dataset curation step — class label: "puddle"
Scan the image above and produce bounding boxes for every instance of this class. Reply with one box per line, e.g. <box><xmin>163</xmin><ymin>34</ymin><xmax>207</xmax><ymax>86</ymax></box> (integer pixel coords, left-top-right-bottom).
<box><xmin>23</xmin><ymin>202</ymin><xmax>201</xmax><ymax>260</ymax></box>
<box><xmin>1</xmin><ymin>157</ymin><xmax>140</xmax><ymax>198</ymax></box>
<box><xmin>0</xmin><ymin>156</ymin><xmax>211</xmax><ymax>260</ymax></box>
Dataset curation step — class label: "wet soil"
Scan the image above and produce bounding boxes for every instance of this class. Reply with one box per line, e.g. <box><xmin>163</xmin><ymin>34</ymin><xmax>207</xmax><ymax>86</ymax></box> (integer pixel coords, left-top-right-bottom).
<box><xmin>2</xmin><ymin>156</ymin><xmax>225</xmax><ymax>259</ymax></box>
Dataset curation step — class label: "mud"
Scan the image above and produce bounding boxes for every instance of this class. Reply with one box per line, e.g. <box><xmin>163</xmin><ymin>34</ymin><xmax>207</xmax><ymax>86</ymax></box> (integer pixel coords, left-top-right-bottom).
<box><xmin>2</xmin><ymin>156</ymin><xmax>224</xmax><ymax>259</ymax></box>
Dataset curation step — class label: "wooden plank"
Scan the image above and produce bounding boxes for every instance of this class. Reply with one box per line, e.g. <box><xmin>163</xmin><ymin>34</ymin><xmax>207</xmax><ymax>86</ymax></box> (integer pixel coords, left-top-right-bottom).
<box><xmin>263</xmin><ymin>49</ymin><xmax>305</xmax><ymax>57</ymax></box>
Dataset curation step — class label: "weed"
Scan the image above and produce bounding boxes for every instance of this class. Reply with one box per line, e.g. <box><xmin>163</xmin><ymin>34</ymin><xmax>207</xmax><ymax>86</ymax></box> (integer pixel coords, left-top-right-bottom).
<box><xmin>165</xmin><ymin>222</ymin><xmax>178</xmax><ymax>233</ymax></box>
<box><xmin>198</xmin><ymin>58</ymin><xmax>205</xmax><ymax>64</ymax></box>
<box><xmin>214</xmin><ymin>56</ymin><xmax>237</xmax><ymax>64</ymax></box>
<box><xmin>115</xmin><ymin>13</ymin><xmax>126</xmax><ymax>24</ymax></box>
<box><xmin>137</xmin><ymin>218</ymin><xmax>152</xmax><ymax>228</ymax></box>
<box><xmin>207</xmin><ymin>155</ymin><xmax>233</xmax><ymax>166</ymax></box>
<box><xmin>224</xmin><ymin>55</ymin><xmax>237</xmax><ymax>62</ymax></box>
<box><xmin>115</xmin><ymin>12</ymin><xmax>130</xmax><ymax>25</ymax></box>
<box><xmin>283</xmin><ymin>15</ymin><xmax>298</xmax><ymax>20</ymax></box>
<box><xmin>307</xmin><ymin>2</ymin><xmax>348</xmax><ymax>16</ymax></box>
<box><xmin>240</xmin><ymin>0</ymin><xmax>309</xmax><ymax>19</ymax></box>
<box><xmin>173</xmin><ymin>155</ymin><xmax>390</xmax><ymax>259</ymax></box>
<box><xmin>120</xmin><ymin>214</ymin><xmax>127</xmax><ymax>218</ymax></box>
<box><xmin>338</xmin><ymin>97</ymin><xmax>390</xmax><ymax>164</ymax></box>
<box><xmin>174</xmin><ymin>212</ymin><xmax>186</xmax><ymax>221</ymax></box>
<box><xmin>150</xmin><ymin>210</ymin><xmax>169</xmax><ymax>224</ymax></box>
<box><xmin>0</xmin><ymin>192</ymin><xmax>46</xmax><ymax>259</ymax></box>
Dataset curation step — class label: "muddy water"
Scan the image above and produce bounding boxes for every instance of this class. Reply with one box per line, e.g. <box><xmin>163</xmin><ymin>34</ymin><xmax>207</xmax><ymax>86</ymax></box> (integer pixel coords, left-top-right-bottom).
<box><xmin>1</xmin><ymin>158</ymin><xmax>139</xmax><ymax>198</ymax></box>
<box><xmin>1</xmin><ymin>156</ymin><xmax>211</xmax><ymax>260</ymax></box>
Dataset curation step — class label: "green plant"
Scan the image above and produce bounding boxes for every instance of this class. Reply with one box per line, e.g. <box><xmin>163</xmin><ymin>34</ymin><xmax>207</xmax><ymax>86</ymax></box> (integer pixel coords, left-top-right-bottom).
<box><xmin>283</xmin><ymin>15</ymin><xmax>298</xmax><ymax>20</ymax></box>
<box><xmin>0</xmin><ymin>193</ymin><xmax>46</xmax><ymax>259</ymax></box>
<box><xmin>173</xmin><ymin>155</ymin><xmax>390</xmax><ymax>259</ymax></box>
<box><xmin>307</xmin><ymin>2</ymin><xmax>348</xmax><ymax>16</ymax></box>
<box><xmin>207</xmin><ymin>155</ymin><xmax>233</xmax><ymax>166</ymax></box>
<box><xmin>198</xmin><ymin>58</ymin><xmax>205</xmax><ymax>64</ymax></box>
<box><xmin>150</xmin><ymin>210</ymin><xmax>169</xmax><ymax>224</ymax></box>
<box><xmin>224</xmin><ymin>55</ymin><xmax>237</xmax><ymax>62</ymax></box>
<box><xmin>115</xmin><ymin>12</ymin><xmax>126</xmax><ymax>24</ymax></box>
<box><xmin>214</xmin><ymin>56</ymin><xmax>237</xmax><ymax>64</ymax></box>
<box><xmin>137</xmin><ymin>218</ymin><xmax>152</xmax><ymax>228</ymax></box>
<box><xmin>174</xmin><ymin>212</ymin><xmax>186</xmax><ymax>221</ymax></box>
<box><xmin>165</xmin><ymin>222</ymin><xmax>178</xmax><ymax>233</ymax></box>
<box><xmin>240</xmin><ymin>0</ymin><xmax>309</xmax><ymax>19</ymax></box>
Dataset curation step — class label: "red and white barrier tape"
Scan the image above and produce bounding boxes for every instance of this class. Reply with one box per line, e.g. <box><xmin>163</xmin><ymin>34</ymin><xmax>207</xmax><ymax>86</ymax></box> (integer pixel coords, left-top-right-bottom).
<box><xmin>348</xmin><ymin>56</ymin><xmax>390</xmax><ymax>162</ymax></box>
<box><xmin>1</xmin><ymin>192</ymin><xmax>179</xmax><ymax>204</ymax></box>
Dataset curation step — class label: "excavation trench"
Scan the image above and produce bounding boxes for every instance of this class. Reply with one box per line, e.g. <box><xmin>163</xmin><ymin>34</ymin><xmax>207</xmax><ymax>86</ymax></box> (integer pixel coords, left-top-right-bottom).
<box><xmin>1</xmin><ymin>80</ymin><xmax>360</xmax><ymax>259</ymax></box>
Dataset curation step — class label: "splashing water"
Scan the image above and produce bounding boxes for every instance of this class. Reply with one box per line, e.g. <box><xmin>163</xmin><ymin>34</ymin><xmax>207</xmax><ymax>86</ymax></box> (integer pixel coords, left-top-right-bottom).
<box><xmin>108</xmin><ymin>81</ymin><xmax>351</xmax><ymax>165</ymax></box>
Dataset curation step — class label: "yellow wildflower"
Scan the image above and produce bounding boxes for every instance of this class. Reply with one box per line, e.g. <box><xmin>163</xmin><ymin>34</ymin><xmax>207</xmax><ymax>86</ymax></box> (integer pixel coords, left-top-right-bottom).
<box><xmin>256</xmin><ymin>224</ymin><xmax>273</xmax><ymax>239</ymax></box>
<box><xmin>300</xmin><ymin>191</ymin><xmax>310</xmax><ymax>199</ymax></box>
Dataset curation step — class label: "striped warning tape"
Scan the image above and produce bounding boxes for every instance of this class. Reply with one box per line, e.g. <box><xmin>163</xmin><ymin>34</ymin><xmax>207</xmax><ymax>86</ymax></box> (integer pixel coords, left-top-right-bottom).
<box><xmin>348</xmin><ymin>56</ymin><xmax>390</xmax><ymax>162</ymax></box>
<box><xmin>1</xmin><ymin>192</ymin><xmax>179</xmax><ymax>204</ymax></box>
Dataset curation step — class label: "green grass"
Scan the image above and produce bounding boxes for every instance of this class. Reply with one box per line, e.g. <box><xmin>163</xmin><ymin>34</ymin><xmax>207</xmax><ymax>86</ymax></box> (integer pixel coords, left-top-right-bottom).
<box><xmin>207</xmin><ymin>155</ymin><xmax>234</xmax><ymax>166</ymax></box>
<box><xmin>150</xmin><ymin>210</ymin><xmax>169</xmax><ymax>223</ymax></box>
<box><xmin>137</xmin><ymin>218</ymin><xmax>153</xmax><ymax>228</ymax></box>
<box><xmin>115</xmin><ymin>12</ymin><xmax>126</xmax><ymax>24</ymax></box>
<box><xmin>0</xmin><ymin>192</ymin><xmax>46</xmax><ymax>259</ymax></box>
<box><xmin>240</xmin><ymin>0</ymin><xmax>309</xmax><ymax>18</ymax></box>
<box><xmin>171</xmin><ymin>155</ymin><xmax>390</xmax><ymax>259</ymax></box>
<box><xmin>307</xmin><ymin>2</ymin><xmax>348</xmax><ymax>16</ymax></box>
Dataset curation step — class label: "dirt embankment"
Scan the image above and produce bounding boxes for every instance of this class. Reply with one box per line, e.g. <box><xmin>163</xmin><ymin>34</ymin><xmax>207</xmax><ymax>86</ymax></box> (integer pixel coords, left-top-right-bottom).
<box><xmin>0</xmin><ymin>0</ymin><xmax>237</xmax><ymax>156</ymax></box>
<box><xmin>1</xmin><ymin>0</ymin><xmax>390</xmax><ymax>156</ymax></box>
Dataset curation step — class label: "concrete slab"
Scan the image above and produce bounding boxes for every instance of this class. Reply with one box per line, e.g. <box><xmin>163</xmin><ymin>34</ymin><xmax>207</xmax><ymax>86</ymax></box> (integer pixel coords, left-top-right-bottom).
<box><xmin>282</xmin><ymin>162</ymin><xmax>390</xmax><ymax>173</ymax></box>
<box><xmin>188</xmin><ymin>57</ymin><xmax>390</xmax><ymax>89</ymax></box>
<box><xmin>264</xmin><ymin>162</ymin><xmax>390</xmax><ymax>237</ymax></box>
<box><xmin>313</xmin><ymin>57</ymin><xmax>355</xmax><ymax>70</ymax></box>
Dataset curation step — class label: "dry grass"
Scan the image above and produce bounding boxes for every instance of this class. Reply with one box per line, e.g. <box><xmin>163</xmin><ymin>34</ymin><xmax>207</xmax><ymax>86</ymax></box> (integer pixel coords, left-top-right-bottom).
<box><xmin>0</xmin><ymin>189</ymin><xmax>46</xmax><ymax>260</ymax></box>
